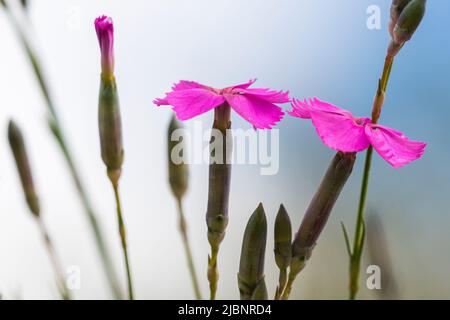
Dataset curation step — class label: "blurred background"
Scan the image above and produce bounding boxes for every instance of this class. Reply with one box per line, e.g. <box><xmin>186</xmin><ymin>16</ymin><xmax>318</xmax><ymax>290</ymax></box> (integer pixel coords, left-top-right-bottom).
<box><xmin>0</xmin><ymin>0</ymin><xmax>448</xmax><ymax>299</ymax></box>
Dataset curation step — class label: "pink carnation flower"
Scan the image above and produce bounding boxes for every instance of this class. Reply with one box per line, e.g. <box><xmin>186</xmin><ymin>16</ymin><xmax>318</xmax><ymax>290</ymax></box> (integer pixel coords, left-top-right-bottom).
<box><xmin>154</xmin><ymin>79</ymin><xmax>290</xmax><ymax>129</ymax></box>
<box><xmin>289</xmin><ymin>98</ymin><xmax>426</xmax><ymax>168</ymax></box>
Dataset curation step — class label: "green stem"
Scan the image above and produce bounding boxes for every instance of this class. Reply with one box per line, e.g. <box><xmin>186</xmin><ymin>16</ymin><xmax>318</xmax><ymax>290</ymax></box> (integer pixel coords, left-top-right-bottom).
<box><xmin>280</xmin><ymin>272</ymin><xmax>296</xmax><ymax>300</ymax></box>
<box><xmin>349</xmin><ymin>54</ymin><xmax>394</xmax><ymax>300</ymax></box>
<box><xmin>176</xmin><ymin>199</ymin><xmax>202</xmax><ymax>300</ymax></box>
<box><xmin>275</xmin><ymin>268</ymin><xmax>287</xmax><ymax>300</ymax></box>
<box><xmin>2</xmin><ymin>7</ymin><xmax>122</xmax><ymax>299</ymax></box>
<box><xmin>37</xmin><ymin>219</ymin><xmax>71</xmax><ymax>300</ymax></box>
<box><xmin>112</xmin><ymin>182</ymin><xmax>134</xmax><ymax>300</ymax></box>
<box><xmin>208</xmin><ymin>248</ymin><xmax>219</xmax><ymax>300</ymax></box>
<box><xmin>349</xmin><ymin>146</ymin><xmax>372</xmax><ymax>300</ymax></box>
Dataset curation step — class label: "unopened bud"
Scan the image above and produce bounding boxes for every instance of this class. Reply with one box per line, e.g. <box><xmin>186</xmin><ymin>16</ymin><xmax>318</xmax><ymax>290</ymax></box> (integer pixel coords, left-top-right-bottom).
<box><xmin>168</xmin><ymin>115</ymin><xmax>188</xmax><ymax>200</ymax></box>
<box><xmin>8</xmin><ymin>120</ymin><xmax>40</xmax><ymax>216</ymax></box>
<box><xmin>98</xmin><ymin>75</ymin><xmax>124</xmax><ymax>185</ymax></box>
<box><xmin>389</xmin><ymin>0</ymin><xmax>413</xmax><ymax>37</ymax></box>
<box><xmin>238</xmin><ymin>203</ymin><xmax>268</xmax><ymax>300</ymax></box>
<box><xmin>274</xmin><ymin>204</ymin><xmax>292</xmax><ymax>271</ymax></box>
<box><xmin>389</xmin><ymin>0</ymin><xmax>426</xmax><ymax>57</ymax></box>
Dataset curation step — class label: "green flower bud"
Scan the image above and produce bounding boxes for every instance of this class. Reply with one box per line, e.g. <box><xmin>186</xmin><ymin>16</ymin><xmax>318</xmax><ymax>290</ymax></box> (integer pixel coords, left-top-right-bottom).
<box><xmin>98</xmin><ymin>75</ymin><xmax>124</xmax><ymax>185</ymax></box>
<box><xmin>167</xmin><ymin>115</ymin><xmax>188</xmax><ymax>200</ymax></box>
<box><xmin>274</xmin><ymin>204</ymin><xmax>292</xmax><ymax>271</ymax></box>
<box><xmin>8</xmin><ymin>120</ymin><xmax>40</xmax><ymax>216</ymax></box>
<box><xmin>389</xmin><ymin>0</ymin><xmax>413</xmax><ymax>37</ymax></box>
<box><xmin>393</xmin><ymin>0</ymin><xmax>426</xmax><ymax>44</ymax></box>
<box><xmin>388</xmin><ymin>0</ymin><xmax>426</xmax><ymax>57</ymax></box>
<box><xmin>238</xmin><ymin>203</ymin><xmax>268</xmax><ymax>300</ymax></box>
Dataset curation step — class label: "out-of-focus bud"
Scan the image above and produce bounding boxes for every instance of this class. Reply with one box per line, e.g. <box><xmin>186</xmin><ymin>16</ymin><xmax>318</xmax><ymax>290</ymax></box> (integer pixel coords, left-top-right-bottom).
<box><xmin>389</xmin><ymin>0</ymin><xmax>413</xmax><ymax>37</ymax></box>
<box><xmin>238</xmin><ymin>203</ymin><xmax>268</xmax><ymax>300</ymax></box>
<box><xmin>168</xmin><ymin>115</ymin><xmax>188</xmax><ymax>200</ymax></box>
<box><xmin>95</xmin><ymin>16</ymin><xmax>115</xmax><ymax>78</ymax></box>
<box><xmin>8</xmin><ymin>120</ymin><xmax>40</xmax><ymax>216</ymax></box>
<box><xmin>20</xmin><ymin>0</ymin><xmax>28</xmax><ymax>10</ymax></box>
<box><xmin>388</xmin><ymin>0</ymin><xmax>427</xmax><ymax>57</ymax></box>
<box><xmin>274</xmin><ymin>204</ymin><xmax>292</xmax><ymax>271</ymax></box>
<box><xmin>98</xmin><ymin>74</ymin><xmax>124</xmax><ymax>185</ymax></box>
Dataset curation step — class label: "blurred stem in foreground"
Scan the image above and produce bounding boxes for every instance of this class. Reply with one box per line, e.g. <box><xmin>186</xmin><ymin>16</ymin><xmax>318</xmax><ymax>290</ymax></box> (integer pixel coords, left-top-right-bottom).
<box><xmin>274</xmin><ymin>204</ymin><xmax>292</xmax><ymax>300</ymax></box>
<box><xmin>96</xmin><ymin>16</ymin><xmax>133</xmax><ymax>300</ymax></box>
<box><xmin>366</xmin><ymin>212</ymin><xmax>399</xmax><ymax>300</ymax></box>
<box><xmin>0</xmin><ymin>1</ymin><xmax>122</xmax><ymax>299</ymax></box>
<box><xmin>168</xmin><ymin>115</ymin><xmax>202</xmax><ymax>299</ymax></box>
<box><xmin>348</xmin><ymin>0</ymin><xmax>426</xmax><ymax>300</ymax></box>
<box><xmin>281</xmin><ymin>152</ymin><xmax>356</xmax><ymax>300</ymax></box>
<box><xmin>8</xmin><ymin>120</ymin><xmax>70</xmax><ymax>300</ymax></box>
<box><xmin>206</xmin><ymin>103</ymin><xmax>232</xmax><ymax>300</ymax></box>
<box><xmin>238</xmin><ymin>203</ymin><xmax>268</xmax><ymax>300</ymax></box>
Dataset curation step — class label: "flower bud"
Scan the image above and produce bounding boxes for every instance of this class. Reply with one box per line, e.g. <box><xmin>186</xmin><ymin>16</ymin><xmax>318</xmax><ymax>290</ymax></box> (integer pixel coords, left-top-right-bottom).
<box><xmin>98</xmin><ymin>75</ymin><xmax>124</xmax><ymax>185</ymax></box>
<box><xmin>167</xmin><ymin>115</ymin><xmax>188</xmax><ymax>200</ymax></box>
<box><xmin>388</xmin><ymin>0</ymin><xmax>426</xmax><ymax>57</ymax></box>
<box><xmin>8</xmin><ymin>120</ymin><xmax>40</xmax><ymax>216</ymax></box>
<box><xmin>20</xmin><ymin>0</ymin><xmax>28</xmax><ymax>10</ymax></box>
<box><xmin>389</xmin><ymin>0</ymin><xmax>413</xmax><ymax>38</ymax></box>
<box><xmin>291</xmin><ymin>152</ymin><xmax>355</xmax><ymax>268</ymax></box>
<box><xmin>95</xmin><ymin>16</ymin><xmax>115</xmax><ymax>78</ymax></box>
<box><xmin>393</xmin><ymin>0</ymin><xmax>426</xmax><ymax>44</ymax></box>
<box><xmin>238</xmin><ymin>203</ymin><xmax>268</xmax><ymax>300</ymax></box>
<box><xmin>274</xmin><ymin>204</ymin><xmax>292</xmax><ymax>271</ymax></box>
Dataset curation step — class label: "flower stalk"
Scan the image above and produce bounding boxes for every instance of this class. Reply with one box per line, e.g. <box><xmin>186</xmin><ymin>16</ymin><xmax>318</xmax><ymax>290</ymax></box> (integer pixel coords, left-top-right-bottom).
<box><xmin>281</xmin><ymin>152</ymin><xmax>356</xmax><ymax>299</ymax></box>
<box><xmin>348</xmin><ymin>0</ymin><xmax>426</xmax><ymax>300</ymax></box>
<box><xmin>168</xmin><ymin>115</ymin><xmax>202</xmax><ymax>300</ymax></box>
<box><xmin>96</xmin><ymin>15</ymin><xmax>134</xmax><ymax>300</ymax></box>
<box><xmin>0</xmin><ymin>3</ymin><xmax>122</xmax><ymax>299</ymax></box>
<box><xmin>8</xmin><ymin>120</ymin><xmax>71</xmax><ymax>300</ymax></box>
<box><xmin>238</xmin><ymin>203</ymin><xmax>268</xmax><ymax>300</ymax></box>
<box><xmin>206</xmin><ymin>103</ymin><xmax>232</xmax><ymax>300</ymax></box>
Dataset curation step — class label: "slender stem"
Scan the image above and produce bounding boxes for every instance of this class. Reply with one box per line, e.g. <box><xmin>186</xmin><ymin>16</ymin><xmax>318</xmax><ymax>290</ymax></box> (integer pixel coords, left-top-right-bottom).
<box><xmin>349</xmin><ymin>54</ymin><xmax>394</xmax><ymax>300</ymax></box>
<box><xmin>37</xmin><ymin>219</ymin><xmax>71</xmax><ymax>300</ymax></box>
<box><xmin>176</xmin><ymin>199</ymin><xmax>202</xmax><ymax>300</ymax></box>
<box><xmin>112</xmin><ymin>182</ymin><xmax>134</xmax><ymax>300</ymax></box>
<box><xmin>2</xmin><ymin>7</ymin><xmax>122</xmax><ymax>299</ymax></box>
<box><xmin>349</xmin><ymin>146</ymin><xmax>372</xmax><ymax>300</ymax></box>
<box><xmin>275</xmin><ymin>268</ymin><xmax>287</xmax><ymax>300</ymax></box>
<box><xmin>280</xmin><ymin>273</ymin><xmax>296</xmax><ymax>300</ymax></box>
<box><xmin>208</xmin><ymin>248</ymin><xmax>219</xmax><ymax>300</ymax></box>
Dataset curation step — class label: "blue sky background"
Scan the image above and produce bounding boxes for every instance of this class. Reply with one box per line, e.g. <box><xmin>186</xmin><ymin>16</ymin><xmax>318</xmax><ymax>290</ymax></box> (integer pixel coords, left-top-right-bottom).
<box><xmin>0</xmin><ymin>0</ymin><xmax>449</xmax><ymax>299</ymax></box>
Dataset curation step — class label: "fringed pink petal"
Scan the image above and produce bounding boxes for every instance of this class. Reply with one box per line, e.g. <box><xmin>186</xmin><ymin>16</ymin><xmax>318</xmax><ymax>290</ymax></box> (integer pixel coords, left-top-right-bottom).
<box><xmin>242</xmin><ymin>88</ymin><xmax>290</xmax><ymax>103</ymax></box>
<box><xmin>166</xmin><ymin>88</ymin><xmax>225</xmax><ymax>121</ymax></box>
<box><xmin>365</xmin><ymin>124</ymin><xmax>427</xmax><ymax>168</ymax></box>
<box><xmin>171</xmin><ymin>80</ymin><xmax>207</xmax><ymax>91</ymax></box>
<box><xmin>224</xmin><ymin>93</ymin><xmax>284</xmax><ymax>129</ymax></box>
<box><xmin>290</xmin><ymin>98</ymin><xmax>371</xmax><ymax>152</ymax></box>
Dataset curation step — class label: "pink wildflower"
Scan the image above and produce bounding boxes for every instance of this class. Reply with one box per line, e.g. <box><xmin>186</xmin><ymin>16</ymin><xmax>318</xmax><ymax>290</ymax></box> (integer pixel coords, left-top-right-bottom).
<box><xmin>289</xmin><ymin>98</ymin><xmax>426</xmax><ymax>168</ymax></box>
<box><xmin>154</xmin><ymin>79</ymin><xmax>290</xmax><ymax>129</ymax></box>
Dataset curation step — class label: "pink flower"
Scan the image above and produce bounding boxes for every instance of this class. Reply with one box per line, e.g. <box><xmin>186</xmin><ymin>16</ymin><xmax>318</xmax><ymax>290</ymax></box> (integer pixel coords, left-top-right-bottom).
<box><xmin>289</xmin><ymin>98</ymin><xmax>426</xmax><ymax>168</ymax></box>
<box><xmin>95</xmin><ymin>15</ymin><xmax>114</xmax><ymax>76</ymax></box>
<box><xmin>154</xmin><ymin>79</ymin><xmax>290</xmax><ymax>129</ymax></box>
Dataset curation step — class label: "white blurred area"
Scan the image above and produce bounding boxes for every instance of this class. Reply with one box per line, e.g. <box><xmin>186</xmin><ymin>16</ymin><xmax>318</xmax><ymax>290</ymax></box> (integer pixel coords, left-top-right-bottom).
<box><xmin>0</xmin><ymin>0</ymin><xmax>449</xmax><ymax>300</ymax></box>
